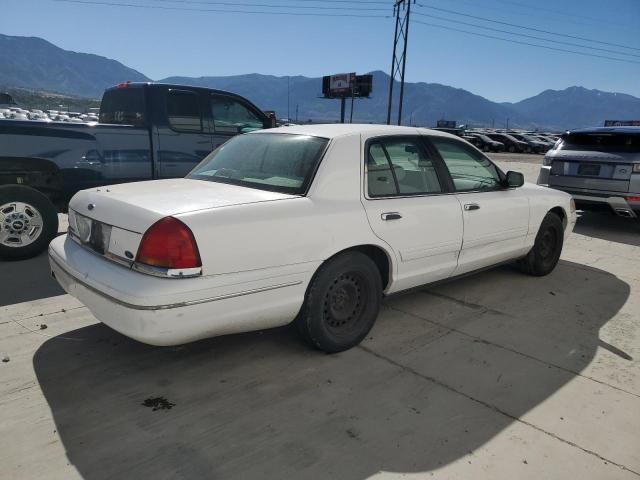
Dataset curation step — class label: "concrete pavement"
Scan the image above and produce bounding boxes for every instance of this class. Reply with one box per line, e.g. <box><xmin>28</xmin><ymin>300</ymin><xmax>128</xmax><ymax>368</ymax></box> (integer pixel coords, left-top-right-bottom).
<box><xmin>1</xmin><ymin>161</ymin><xmax>639</xmax><ymax>479</ymax></box>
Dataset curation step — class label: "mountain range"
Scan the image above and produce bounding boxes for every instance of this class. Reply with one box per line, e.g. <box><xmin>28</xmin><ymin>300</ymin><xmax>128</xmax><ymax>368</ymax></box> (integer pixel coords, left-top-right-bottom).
<box><xmin>2</xmin><ymin>33</ymin><xmax>639</xmax><ymax>130</ymax></box>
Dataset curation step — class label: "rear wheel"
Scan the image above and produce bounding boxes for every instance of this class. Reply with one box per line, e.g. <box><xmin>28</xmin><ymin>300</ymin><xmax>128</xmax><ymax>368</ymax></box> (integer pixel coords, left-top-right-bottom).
<box><xmin>519</xmin><ymin>212</ymin><xmax>564</xmax><ymax>276</ymax></box>
<box><xmin>509</xmin><ymin>145</ymin><xmax>516</xmax><ymax>153</ymax></box>
<box><xmin>295</xmin><ymin>251</ymin><xmax>382</xmax><ymax>353</ymax></box>
<box><xmin>0</xmin><ymin>186</ymin><xmax>59</xmax><ymax>260</ymax></box>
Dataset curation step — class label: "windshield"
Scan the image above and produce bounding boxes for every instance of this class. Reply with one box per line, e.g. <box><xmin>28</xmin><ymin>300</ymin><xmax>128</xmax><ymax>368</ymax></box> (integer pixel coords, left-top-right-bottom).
<box><xmin>560</xmin><ymin>132</ymin><xmax>640</xmax><ymax>153</ymax></box>
<box><xmin>187</xmin><ymin>133</ymin><xmax>329</xmax><ymax>195</ymax></box>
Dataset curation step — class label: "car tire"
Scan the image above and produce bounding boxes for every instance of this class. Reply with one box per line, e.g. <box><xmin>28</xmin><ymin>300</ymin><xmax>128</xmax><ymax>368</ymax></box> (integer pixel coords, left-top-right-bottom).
<box><xmin>295</xmin><ymin>251</ymin><xmax>382</xmax><ymax>353</ymax></box>
<box><xmin>0</xmin><ymin>185</ymin><xmax>59</xmax><ymax>260</ymax></box>
<box><xmin>509</xmin><ymin>145</ymin><xmax>516</xmax><ymax>153</ymax></box>
<box><xmin>518</xmin><ymin>212</ymin><xmax>564</xmax><ymax>276</ymax></box>
<box><xmin>483</xmin><ymin>144</ymin><xmax>490</xmax><ymax>152</ymax></box>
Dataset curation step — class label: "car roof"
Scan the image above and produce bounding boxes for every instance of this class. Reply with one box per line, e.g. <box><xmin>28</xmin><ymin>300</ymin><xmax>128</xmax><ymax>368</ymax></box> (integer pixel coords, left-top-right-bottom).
<box><xmin>566</xmin><ymin>126</ymin><xmax>640</xmax><ymax>135</ymax></box>
<box><xmin>252</xmin><ymin>123</ymin><xmax>461</xmax><ymax>140</ymax></box>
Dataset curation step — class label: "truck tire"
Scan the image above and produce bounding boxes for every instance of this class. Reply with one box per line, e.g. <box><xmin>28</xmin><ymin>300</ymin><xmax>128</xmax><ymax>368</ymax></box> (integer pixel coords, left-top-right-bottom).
<box><xmin>295</xmin><ymin>251</ymin><xmax>382</xmax><ymax>353</ymax></box>
<box><xmin>0</xmin><ymin>185</ymin><xmax>59</xmax><ymax>260</ymax></box>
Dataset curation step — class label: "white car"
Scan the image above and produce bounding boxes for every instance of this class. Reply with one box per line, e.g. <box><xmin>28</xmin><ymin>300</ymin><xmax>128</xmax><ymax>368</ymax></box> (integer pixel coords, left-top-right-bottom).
<box><xmin>49</xmin><ymin>125</ymin><xmax>576</xmax><ymax>352</ymax></box>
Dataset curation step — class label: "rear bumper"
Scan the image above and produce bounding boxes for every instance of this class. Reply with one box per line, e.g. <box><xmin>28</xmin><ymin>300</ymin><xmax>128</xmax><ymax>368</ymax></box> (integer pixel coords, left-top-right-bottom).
<box><xmin>48</xmin><ymin>235</ymin><xmax>315</xmax><ymax>345</ymax></box>
<box><xmin>537</xmin><ymin>166</ymin><xmax>639</xmax><ymax>218</ymax></box>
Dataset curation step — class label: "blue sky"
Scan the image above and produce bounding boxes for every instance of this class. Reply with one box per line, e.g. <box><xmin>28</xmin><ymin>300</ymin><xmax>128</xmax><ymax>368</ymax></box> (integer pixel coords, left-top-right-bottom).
<box><xmin>4</xmin><ymin>0</ymin><xmax>640</xmax><ymax>101</ymax></box>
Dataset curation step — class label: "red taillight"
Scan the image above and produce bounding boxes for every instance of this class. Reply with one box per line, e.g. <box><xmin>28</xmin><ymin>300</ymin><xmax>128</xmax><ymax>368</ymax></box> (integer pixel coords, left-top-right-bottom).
<box><xmin>136</xmin><ymin>217</ymin><xmax>201</xmax><ymax>270</ymax></box>
<box><xmin>626</xmin><ymin>196</ymin><xmax>640</xmax><ymax>202</ymax></box>
<box><xmin>116</xmin><ymin>81</ymin><xmax>131</xmax><ymax>89</ymax></box>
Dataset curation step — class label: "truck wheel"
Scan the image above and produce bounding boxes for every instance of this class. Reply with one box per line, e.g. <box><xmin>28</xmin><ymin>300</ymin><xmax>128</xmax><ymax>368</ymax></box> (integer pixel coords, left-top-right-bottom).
<box><xmin>518</xmin><ymin>212</ymin><xmax>563</xmax><ymax>276</ymax></box>
<box><xmin>295</xmin><ymin>251</ymin><xmax>382</xmax><ymax>353</ymax></box>
<box><xmin>0</xmin><ymin>186</ymin><xmax>59</xmax><ymax>260</ymax></box>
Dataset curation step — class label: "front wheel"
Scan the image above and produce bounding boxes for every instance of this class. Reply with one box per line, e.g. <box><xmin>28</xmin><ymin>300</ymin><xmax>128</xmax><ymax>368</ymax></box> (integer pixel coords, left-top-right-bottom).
<box><xmin>519</xmin><ymin>212</ymin><xmax>564</xmax><ymax>276</ymax></box>
<box><xmin>295</xmin><ymin>251</ymin><xmax>382</xmax><ymax>353</ymax></box>
<box><xmin>0</xmin><ymin>186</ymin><xmax>59</xmax><ymax>260</ymax></box>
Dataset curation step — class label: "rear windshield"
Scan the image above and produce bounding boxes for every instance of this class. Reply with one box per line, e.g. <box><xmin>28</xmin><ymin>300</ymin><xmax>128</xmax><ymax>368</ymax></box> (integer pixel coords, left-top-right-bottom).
<box><xmin>187</xmin><ymin>133</ymin><xmax>329</xmax><ymax>195</ymax></box>
<box><xmin>561</xmin><ymin>133</ymin><xmax>640</xmax><ymax>153</ymax></box>
<box><xmin>99</xmin><ymin>88</ymin><xmax>146</xmax><ymax>126</ymax></box>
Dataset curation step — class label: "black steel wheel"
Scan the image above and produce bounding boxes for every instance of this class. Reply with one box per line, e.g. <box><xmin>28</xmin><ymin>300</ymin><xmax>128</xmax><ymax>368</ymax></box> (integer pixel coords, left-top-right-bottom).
<box><xmin>519</xmin><ymin>212</ymin><xmax>564</xmax><ymax>276</ymax></box>
<box><xmin>296</xmin><ymin>251</ymin><xmax>382</xmax><ymax>353</ymax></box>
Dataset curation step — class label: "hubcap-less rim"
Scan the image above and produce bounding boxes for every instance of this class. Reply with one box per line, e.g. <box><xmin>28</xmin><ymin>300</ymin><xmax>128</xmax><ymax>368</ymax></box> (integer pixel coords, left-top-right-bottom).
<box><xmin>0</xmin><ymin>202</ymin><xmax>44</xmax><ymax>248</ymax></box>
<box><xmin>323</xmin><ymin>272</ymin><xmax>367</xmax><ymax>334</ymax></box>
<box><xmin>539</xmin><ymin>227</ymin><xmax>558</xmax><ymax>259</ymax></box>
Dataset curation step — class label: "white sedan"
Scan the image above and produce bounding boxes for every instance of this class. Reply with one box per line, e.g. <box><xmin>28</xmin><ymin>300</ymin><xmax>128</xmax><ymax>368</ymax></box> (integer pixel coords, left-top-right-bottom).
<box><xmin>49</xmin><ymin>125</ymin><xmax>576</xmax><ymax>352</ymax></box>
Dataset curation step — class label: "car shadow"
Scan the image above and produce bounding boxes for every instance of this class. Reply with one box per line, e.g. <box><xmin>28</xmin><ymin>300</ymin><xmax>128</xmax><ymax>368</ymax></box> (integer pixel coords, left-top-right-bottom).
<box><xmin>574</xmin><ymin>210</ymin><xmax>640</xmax><ymax>247</ymax></box>
<box><xmin>0</xmin><ymin>249</ymin><xmax>64</xmax><ymax>307</ymax></box>
<box><xmin>33</xmin><ymin>260</ymin><xmax>629</xmax><ymax>479</ymax></box>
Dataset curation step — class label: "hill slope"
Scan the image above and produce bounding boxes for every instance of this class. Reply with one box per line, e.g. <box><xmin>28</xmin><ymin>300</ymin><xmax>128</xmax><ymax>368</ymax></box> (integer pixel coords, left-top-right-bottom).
<box><xmin>0</xmin><ymin>34</ymin><xmax>149</xmax><ymax>98</ymax></box>
<box><xmin>2</xmin><ymin>34</ymin><xmax>639</xmax><ymax>129</ymax></box>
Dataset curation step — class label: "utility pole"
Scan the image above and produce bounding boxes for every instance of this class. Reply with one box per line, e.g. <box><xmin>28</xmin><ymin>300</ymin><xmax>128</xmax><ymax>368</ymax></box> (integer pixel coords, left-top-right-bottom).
<box><xmin>287</xmin><ymin>76</ymin><xmax>290</xmax><ymax>120</ymax></box>
<box><xmin>386</xmin><ymin>0</ymin><xmax>414</xmax><ymax>125</ymax></box>
<box><xmin>295</xmin><ymin>104</ymin><xmax>299</xmax><ymax>123</ymax></box>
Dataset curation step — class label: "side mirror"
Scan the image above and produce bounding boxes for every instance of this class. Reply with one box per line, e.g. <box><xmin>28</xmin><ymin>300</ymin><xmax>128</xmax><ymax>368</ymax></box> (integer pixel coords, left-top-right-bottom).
<box><xmin>506</xmin><ymin>171</ymin><xmax>525</xmax><ymax>188</ymax></box>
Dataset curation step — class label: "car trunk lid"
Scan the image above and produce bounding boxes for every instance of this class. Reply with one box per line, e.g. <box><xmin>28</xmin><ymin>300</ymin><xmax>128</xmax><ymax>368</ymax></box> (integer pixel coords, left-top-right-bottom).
<box><xmin>67</xmin><ymin>178</ymin><xmax>297</xmax><ymax>265</ymax></box>
<box><xmin>69</xmin><ymin>178</ymin><xmax>297</xmax><ymax>233</ymax></box>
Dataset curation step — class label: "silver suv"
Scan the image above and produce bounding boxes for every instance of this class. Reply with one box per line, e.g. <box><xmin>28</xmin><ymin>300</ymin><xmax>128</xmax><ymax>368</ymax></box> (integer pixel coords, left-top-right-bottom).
<box><xmin>537</xmin><ymin>127</ymin><xmax>640</xmax><ymax>218</ymax></box>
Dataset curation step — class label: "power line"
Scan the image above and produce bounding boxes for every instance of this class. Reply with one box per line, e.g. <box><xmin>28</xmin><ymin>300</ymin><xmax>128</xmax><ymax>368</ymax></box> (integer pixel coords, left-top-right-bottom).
<box><xmin>412</xmin><ymin>19</ymin><xmax>640</xmax><ymax>65</ymax></box>
<box><xmin>52</xmin><ymin>0</ymin><xmax>390</xmax><ymax>16</ymax></box>
<box><xmin>416</xmin><ymin>12</ymin><xmax>640</xmax><ymax>59</ymax></box>
<box><xmin>146</xmin><ymin>0</ymin><xmax>390</xmax><ymax>11</ymax></box>
<box><xmin>415</xmin><ymin>2</ymin><xmax>640</xmax><ymax>52</ymax></box>
<box><xmin>491</xmin><ymin>0</ymin><xmax>636</xmax><ymax>30</ymax></box>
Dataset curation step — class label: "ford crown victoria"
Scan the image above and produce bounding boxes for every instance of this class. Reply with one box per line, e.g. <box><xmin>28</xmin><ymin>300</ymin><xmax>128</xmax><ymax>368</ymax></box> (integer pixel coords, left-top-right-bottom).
<box><xmin>49</xmin><ymin>125</ymin><xmax>576</xmax><ymax>352</ymax></box>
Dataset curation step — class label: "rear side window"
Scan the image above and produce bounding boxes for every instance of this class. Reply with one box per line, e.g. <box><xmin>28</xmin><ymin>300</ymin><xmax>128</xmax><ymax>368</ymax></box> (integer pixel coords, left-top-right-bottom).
<box><xmin>167</xmin><ymin>90</ymin><xmax>203</xmax><ymax>132</ymax></box>
<box><xmin>211</xmin><ymin>95</ymin><xmax>264</xmax><ymax>134</ymax></box>
<box><xmin>99</xmin><ymin>88</ymin><xmax>146</xmax><ymax>126</ymax></box>
<box><xmin>367</xmin><ymin>138</ymin><xmax>442</xmax><ymax>197</ymax></box>
<box><xmin>560</xmin><ymin>133</ymin><xmax>640</xmax><ymax>153</ymax></box>
<box><xmin>430</xmin><ymin>138</ymin><xmax>502</xmax><ymax>191</ymax></box>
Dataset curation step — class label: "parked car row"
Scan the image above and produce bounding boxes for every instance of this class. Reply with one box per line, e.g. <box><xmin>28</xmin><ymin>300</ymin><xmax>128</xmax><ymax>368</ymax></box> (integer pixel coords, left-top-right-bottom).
<box><xmin>461</xmin><ymin>129</ymin><xmax>560</xmax><ymax>154</ymax></box>
<box><xmin>0</xmin><ymin>106</ymin><xmax>99</xmax><ymax>123</ymax></box>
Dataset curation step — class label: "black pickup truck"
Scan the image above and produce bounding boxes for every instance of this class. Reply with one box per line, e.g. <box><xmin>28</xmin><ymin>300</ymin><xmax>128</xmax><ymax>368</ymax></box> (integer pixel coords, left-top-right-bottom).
<box><xmin>0</xmin><ymin>82</ymin><xmax>273</xmax><ymax>259</ymax></box>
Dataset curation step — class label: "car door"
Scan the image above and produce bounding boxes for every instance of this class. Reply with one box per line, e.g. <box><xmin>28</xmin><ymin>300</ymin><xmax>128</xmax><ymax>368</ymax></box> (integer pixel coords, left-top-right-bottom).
<box><xmin>428</xmin><ymin>136</ymin><xmax>530</xmax><ymax>275</ymax></box>
<box><xmin>361</xmin><ymin>136</ymin><xmax>464</xmax><ymax>293</ymax></box>
<box><xmin>155</xmin><ymin>89</ymin><xmax>214</xmax><ymax>178</ymax></box>
<box><xmin>210</xmin><ymin>94</ymin><xmax>266</xmax><ymax>152</ymax></box>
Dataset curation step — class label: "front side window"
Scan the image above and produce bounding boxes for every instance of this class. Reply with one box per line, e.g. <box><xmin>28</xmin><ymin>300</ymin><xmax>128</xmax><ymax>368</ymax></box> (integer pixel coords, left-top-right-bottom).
<box><xmin>367</xmin><ymin>138</ymin><xmax>442</xmax><ymax>197</ymax></box>
<box><xmin>430</xmin><ymin>138</ymin><xmax>502</xmax><ymax>191</ymax></box>
<box><xmin>211</xmin><ymin>96</ymin><xmax>264</xmax><ymax>134</ymax></box>
<box><xmin>167</xmin><ymin>90</ymin><xmax>202</xmax><ymax>132</ymax></box>
<box><xmin>187</xmin><ymin>133</ymin><xmax>327</xmax><ymax>194</ymax></box>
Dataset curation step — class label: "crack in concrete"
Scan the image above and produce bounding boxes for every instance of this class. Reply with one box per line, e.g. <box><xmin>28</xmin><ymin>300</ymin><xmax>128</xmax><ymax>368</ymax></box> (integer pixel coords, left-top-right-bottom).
<box><xmin>391</xmin><ymin>295</ymin><xmax>640</xmax><ymax>400</ymax></box>
<box><xmin>358</xmin><ymin>344</ymin><xmax>640</xmax><ymax>478</ymax></box>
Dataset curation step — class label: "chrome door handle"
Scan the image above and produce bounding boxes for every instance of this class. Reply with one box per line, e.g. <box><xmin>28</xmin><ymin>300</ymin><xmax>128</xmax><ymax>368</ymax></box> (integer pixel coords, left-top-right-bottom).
<box><xmin>381</xmin><ymin>212</ymin><xmax>402</xmax><ymax>221</ymax></box>
<box><xmin>464</xmin><ymin>203</ymin><xmax>480</xmax><ymax>211</ymax></box>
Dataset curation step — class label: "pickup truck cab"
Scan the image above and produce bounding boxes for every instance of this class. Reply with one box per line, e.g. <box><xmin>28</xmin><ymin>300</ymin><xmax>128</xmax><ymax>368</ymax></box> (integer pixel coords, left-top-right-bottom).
<box><xmin>0</xmin><ymin>82</ymin><xmax>273</xmax><ymax>258</ymax></box>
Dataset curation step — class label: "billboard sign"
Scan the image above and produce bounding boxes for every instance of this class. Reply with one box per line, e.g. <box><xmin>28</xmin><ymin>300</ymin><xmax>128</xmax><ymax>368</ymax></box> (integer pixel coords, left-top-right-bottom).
<box><xmin>604</xmin><ymin>120</ymin><xmax>640</xmax><ymax>126</ymax></box>
<box><xmin>328</xmin><ymin>73</ymin><xmax>355</xmax><ymax>95</ymax></box>
<box><xmin>436</xmin><ymin>120</ymin><xmax>457</xmax><ymax>129</ymax></box>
